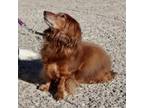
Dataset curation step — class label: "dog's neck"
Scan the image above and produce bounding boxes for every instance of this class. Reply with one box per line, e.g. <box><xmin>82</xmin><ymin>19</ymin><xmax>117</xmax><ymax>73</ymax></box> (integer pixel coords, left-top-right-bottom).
<box><xmin>42</xmin><ymin>28</ymin><xmax>79</xmax><ymax>58</ymax></box>
<box><xmin>43</xmin><ymin>28</ymin><xmax>79</xmax><ymax>49</ymax></box>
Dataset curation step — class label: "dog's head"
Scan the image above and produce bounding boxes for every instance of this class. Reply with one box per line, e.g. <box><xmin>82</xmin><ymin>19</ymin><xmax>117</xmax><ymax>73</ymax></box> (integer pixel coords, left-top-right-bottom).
<box><xmin>43</xmin><ymin>11</ymin><xmax>81</xmax><ymax>47</ymax></box>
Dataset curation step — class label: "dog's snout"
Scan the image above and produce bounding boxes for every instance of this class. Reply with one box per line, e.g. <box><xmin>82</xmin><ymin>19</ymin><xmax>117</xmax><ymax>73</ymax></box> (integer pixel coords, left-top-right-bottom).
<box><xmin>43</xmin><ymin>11</ymin><xmax>55</xmax><ymax>16</ymax></box>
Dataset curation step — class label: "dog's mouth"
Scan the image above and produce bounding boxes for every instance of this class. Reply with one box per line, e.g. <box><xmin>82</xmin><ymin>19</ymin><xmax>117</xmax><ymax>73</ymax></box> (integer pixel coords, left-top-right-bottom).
<box><xmin>44</xmin><ymin>17</ymin><xmax>53</xmax><ymax>28</ymax></box>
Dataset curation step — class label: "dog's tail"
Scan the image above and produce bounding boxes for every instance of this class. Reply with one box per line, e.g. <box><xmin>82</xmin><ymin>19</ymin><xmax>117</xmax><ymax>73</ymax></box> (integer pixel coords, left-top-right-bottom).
<box><xmin>18</xmin><ymin>48</ymin><xmax>41</xmax><ymax>60</ymax></box>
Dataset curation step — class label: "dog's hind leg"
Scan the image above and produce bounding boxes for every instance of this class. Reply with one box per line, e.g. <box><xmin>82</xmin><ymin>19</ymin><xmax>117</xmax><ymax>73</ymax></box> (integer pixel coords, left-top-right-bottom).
<box><xmin>93</xmin><ymin>70</ymin><xmax>117</xmax><ymax>83</ymax></box>
<box><xmin>74</xmin><ymin>69</ymin><xmax>116</xmax><ymax>84</ymax></box>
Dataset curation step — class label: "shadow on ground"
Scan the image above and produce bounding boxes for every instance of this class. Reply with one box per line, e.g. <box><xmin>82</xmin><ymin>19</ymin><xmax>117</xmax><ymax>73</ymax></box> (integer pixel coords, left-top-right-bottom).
<box><xmin>18</xmin><ymin>59</ymin><xmax>42</xmax><ymax>84</ymax></box>
<box><xmin>18</xmin><ymin>59</ymin><xmax>58</xmax><ymax>96</ymax></box>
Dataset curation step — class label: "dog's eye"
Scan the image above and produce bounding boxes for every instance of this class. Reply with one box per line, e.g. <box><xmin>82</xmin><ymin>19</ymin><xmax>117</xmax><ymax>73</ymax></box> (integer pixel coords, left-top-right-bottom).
<box><xmin>60</xmin><ymin>14</ymin><xmax>65</xmax><ymax>18</ymax></box>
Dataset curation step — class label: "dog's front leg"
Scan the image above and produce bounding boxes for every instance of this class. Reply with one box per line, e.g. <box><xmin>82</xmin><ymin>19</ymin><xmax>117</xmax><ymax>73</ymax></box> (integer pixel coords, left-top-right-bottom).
<box><xmin>38</xmin><ymin>68</ymin><xmax>51</xmax><ymax>92</ymax></box>
<box><xmin>54</xmin><ymin>76</ymin><xmax>67</xmax><ymax>100</ymax></box>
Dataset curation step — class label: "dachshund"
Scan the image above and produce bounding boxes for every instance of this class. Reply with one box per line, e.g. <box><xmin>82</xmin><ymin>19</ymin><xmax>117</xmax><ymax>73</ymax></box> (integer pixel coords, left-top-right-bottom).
<box><xmin>38</xmin><ymin>11</ymin><xmax>116</xmax><ymax>100</ymax></box>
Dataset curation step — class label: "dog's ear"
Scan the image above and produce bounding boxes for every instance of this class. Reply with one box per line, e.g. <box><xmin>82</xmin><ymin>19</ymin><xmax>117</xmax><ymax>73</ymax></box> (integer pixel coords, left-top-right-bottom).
<box><xmin>61</xmin><ymin>19</ymin><xmax>81</xmax><ymax>47</ymax></box>
<box><xmin>64</xmin><ymin>20</ymin><xmax>81</xmax><ymax>41</ymax></box>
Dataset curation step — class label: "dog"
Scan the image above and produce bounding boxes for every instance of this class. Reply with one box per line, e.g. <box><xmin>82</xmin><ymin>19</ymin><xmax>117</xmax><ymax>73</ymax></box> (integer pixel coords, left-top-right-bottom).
<box><xmin>38</xmin><ymin>11</ymin><xmax>116</xmax><ymax>100</ymax></box>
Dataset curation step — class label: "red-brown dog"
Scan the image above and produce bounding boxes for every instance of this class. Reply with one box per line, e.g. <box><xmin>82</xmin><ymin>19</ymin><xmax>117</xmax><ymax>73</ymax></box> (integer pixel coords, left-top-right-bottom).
<box><xmin>38</xmin><ymin>11</ymin><xmax>116</xmax><ymax>100</ymax></box>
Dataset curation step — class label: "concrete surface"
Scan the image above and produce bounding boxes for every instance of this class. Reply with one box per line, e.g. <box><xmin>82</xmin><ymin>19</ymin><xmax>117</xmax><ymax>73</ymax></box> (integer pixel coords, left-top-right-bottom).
<box><xmin>18</xmin><ymin>0</ymin><xmax>126</xmax><ymax>108</ymax></box>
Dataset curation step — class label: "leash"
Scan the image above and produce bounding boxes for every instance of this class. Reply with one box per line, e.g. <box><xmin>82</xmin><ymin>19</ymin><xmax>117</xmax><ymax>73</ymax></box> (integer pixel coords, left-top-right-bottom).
<box><xmin>18</xmin><ymin>18</ymin><xmax>44</xmax><ymax>36</ymax></box>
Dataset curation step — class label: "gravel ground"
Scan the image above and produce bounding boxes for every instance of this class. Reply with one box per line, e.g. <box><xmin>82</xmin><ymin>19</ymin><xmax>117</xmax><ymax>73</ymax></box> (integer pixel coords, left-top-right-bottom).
<box><xmin>18</xmin><ymin>0</ymin><xmax>126</xmax><ymax>108</ymax></box>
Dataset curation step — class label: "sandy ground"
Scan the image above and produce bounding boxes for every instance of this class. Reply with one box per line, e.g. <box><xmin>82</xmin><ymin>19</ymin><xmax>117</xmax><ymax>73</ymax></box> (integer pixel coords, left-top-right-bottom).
<box><xmin>18</xmin><ymin>0</ymin><xmax>126</xmax><ymax>108</ymax></box>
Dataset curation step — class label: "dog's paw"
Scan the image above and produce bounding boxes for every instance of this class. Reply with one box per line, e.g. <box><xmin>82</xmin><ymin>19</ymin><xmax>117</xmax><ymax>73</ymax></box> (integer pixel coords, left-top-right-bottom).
<box><xmin>54</xmin><ymin>91</ymin><xmax>68</xmax><ymax>101</ymax></box>
<box><xmin>38</xmin><ymin>84</ymin><xmax>49</xmax><ymax>92</ymax></box>
<box><xmin>54</xmin><ymin>92</ymin><xmax>64</xmax><ymax>100</ymax></box>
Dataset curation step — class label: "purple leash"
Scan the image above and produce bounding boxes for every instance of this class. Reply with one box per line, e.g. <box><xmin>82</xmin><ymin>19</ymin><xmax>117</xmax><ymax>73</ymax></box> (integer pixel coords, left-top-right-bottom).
<box><xmin>18</xmin><ymin>18</ymin><xmax>44</xmax><ymax>36</ymax></box>
<box><xmin>18</xmin><ymin>18</ymin><xmax>26</xmax><ymax>26</ymax></box>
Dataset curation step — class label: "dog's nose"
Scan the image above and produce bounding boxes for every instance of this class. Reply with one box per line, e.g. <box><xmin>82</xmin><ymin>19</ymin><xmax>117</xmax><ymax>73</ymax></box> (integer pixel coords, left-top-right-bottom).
<box><xmin>44</xmin><ymin>11</ymin><xmax>55</xmax><ymax>16</ymax></box>
<box><xmin>44</xmin><ymin>11</ymin><xmax>47</xmax><ymax>16</ymax></box>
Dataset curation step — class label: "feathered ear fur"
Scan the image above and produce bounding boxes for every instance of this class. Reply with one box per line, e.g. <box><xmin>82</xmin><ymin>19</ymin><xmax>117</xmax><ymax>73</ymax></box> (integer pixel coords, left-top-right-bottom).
<box><xmin>63</xmin><ymin>15</ymin><xmax>82</xmax><ymax>46</ymax></box>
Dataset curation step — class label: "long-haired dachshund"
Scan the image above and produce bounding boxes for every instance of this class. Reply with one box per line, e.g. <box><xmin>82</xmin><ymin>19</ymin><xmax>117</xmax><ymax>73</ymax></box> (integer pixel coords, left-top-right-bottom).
<box><xmin>38</xmin><ymin>11</ymin><xmax>116</xmax><ymax>100</ymax></box>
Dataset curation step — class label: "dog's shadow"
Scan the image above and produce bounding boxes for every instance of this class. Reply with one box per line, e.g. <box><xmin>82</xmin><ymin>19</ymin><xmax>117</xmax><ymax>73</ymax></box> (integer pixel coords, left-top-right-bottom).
<box><xmin>18</xmin><ymin>59</ymin><xmax>58</xmax><ymax>96</ymax></box>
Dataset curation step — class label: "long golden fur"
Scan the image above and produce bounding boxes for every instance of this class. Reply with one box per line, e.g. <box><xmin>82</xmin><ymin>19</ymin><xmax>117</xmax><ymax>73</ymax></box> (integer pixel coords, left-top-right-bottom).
<box><xmin>38</xmin><ymin>11</ymin><xmax>116</xmax><ymax>100</ymax></box>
